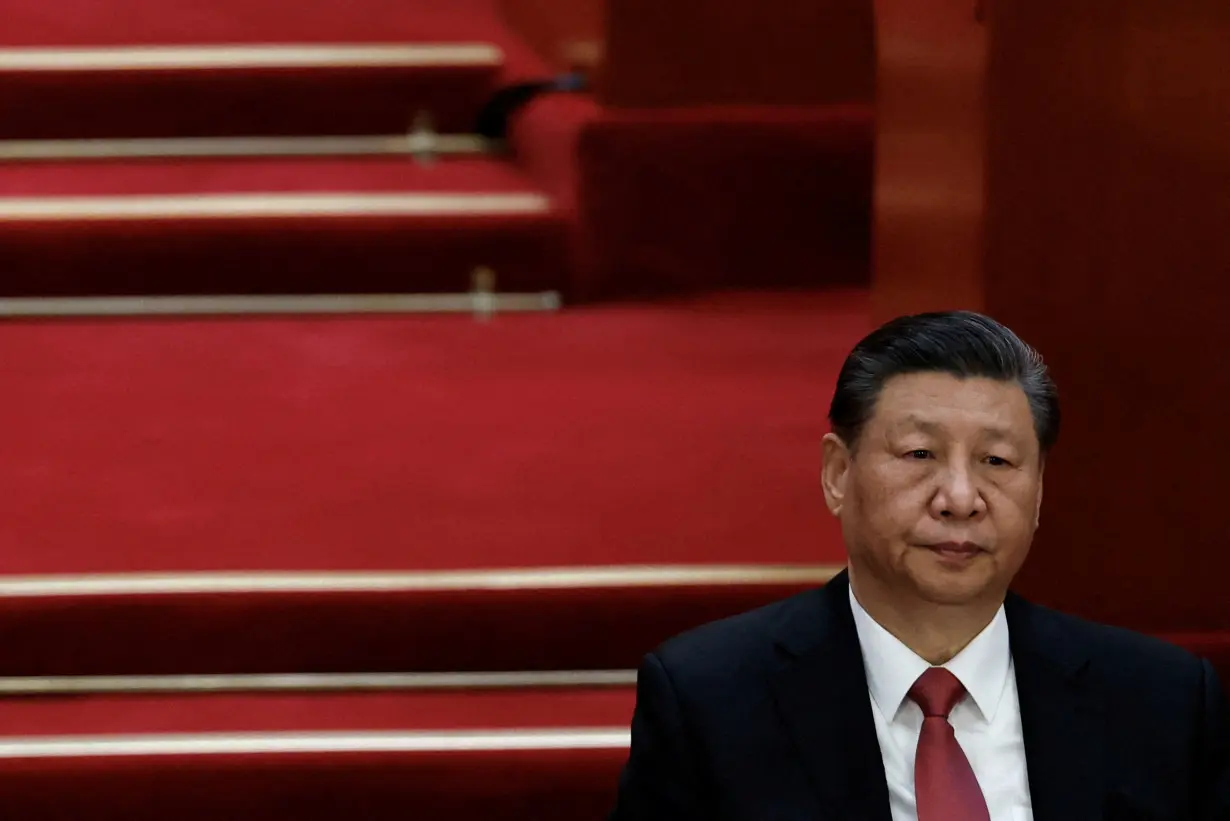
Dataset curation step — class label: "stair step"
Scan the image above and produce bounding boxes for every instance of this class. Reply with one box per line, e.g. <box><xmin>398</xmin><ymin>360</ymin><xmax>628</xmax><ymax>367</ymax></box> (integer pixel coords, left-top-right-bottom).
<box><xmin>0</xmin><ymin>688</ymin><xmax>631</xmax><ymax>818</ymax></box>
<box><xmin>0</xmin><ymin>134</ymin><xmax>495</xmax><ymax>162</ymax></box>
<box><xmin>0</xmin><ymin>670</ymin><xmax>636</xmax><ymax>696</ymax></box>
<box><xmin>0</xmin><ymin>688</ymin><xmax>634</xmax><ymax>737</ymax></box>
<box><xmin>0</xmin><ymin>0</ymin><xmax>524</xmax><ymax>48</ymax></box>
<box><xmin>0</xmin><ymin>292</ymin><xmax>864</xmax><ymax>679</ymax></box>
<box><xmin>0</xmin><ymin>565</ymin><xmax>834</xmax><ymax>677</ymax></box>
<box><xmin>0</xmin><ymin>155</ymin><xmax>567</xmax><ymax>296</ymax></box>
<box><xmin>0</xmin><ymin>43</ymin><xmax>504</xmax><ymax>139</ymax></box>
<box><xmin>0</xmin><ymin>292</ymin><xmax>563</xmax><ymax>319</ymax></box>
<box><xmin>0</xmin><ymin>43</ymin><xmax>502</xmax><ymax>70</ymax></box>
<box><xmin>0</xmin><ymin>192</ymin><xmax>550</xmax><ymax>220</ymax></box>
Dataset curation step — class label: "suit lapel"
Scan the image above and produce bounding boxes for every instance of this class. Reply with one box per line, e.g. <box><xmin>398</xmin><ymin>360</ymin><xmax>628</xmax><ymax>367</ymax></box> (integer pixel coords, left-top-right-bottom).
<box><xmin>767</xmin><ymin>576</ymin><xmax>1107</xmax><ymax>821</ymax></box>
<box><xmin>1007</xmin><ymin>593</ymin><xmax>1106</xmax><ymax>821</ymax></box>
<box><xmin>769</xmin><ymin>572</ymin><xmax>893</xmax><ymax>821</ymax></box>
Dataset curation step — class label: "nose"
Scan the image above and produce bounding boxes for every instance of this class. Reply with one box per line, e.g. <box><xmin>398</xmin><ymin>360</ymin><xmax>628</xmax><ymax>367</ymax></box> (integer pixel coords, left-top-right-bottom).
<box><xmin>930</xmin><ymin>463</ymin><xmax>986</xmax><ymax>520</ymax></box>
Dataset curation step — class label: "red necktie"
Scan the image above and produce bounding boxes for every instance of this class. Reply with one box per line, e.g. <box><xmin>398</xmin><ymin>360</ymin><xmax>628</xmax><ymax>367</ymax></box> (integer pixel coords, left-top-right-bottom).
<box><xmin>908</xmin><ymin>668</ymin><xmax>991</xmax><ymax>821</ymax></box>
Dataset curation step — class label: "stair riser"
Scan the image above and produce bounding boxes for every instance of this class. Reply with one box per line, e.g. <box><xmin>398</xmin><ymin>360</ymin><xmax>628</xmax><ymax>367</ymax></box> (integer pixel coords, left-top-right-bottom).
<box><xmin>0</xmin><ymin>65</ymin><xmax>499</xmax><ymax>139</ymax></box>
<box><xmin>0</xmin><ymin>749</ymin><xmax>623</xmax><ymax>819</ymax></box>
<box><xmin>0</xmin><ymin>584</ymin><xmax>815</xmax><ymax>676</ymax></box>
<box><xmin>0</xmin><ymin>214</ymin><xmax>568</xmax><ymax>296</ymax></box>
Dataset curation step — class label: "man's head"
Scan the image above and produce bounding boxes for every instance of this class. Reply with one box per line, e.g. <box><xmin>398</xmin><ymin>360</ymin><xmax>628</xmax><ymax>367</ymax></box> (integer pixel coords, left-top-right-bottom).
<box><xmin>821</xmin><ymin>311</ymin><xmax>1058</xmax><ymax>611</ymax></box>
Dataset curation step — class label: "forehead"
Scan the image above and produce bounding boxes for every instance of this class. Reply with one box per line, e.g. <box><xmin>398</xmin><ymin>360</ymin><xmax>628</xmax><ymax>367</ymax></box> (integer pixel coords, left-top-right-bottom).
<box><xmin>870</xmin><ymin>372</ymin><xmax>1035</xmax><ymax>440</ymax></box>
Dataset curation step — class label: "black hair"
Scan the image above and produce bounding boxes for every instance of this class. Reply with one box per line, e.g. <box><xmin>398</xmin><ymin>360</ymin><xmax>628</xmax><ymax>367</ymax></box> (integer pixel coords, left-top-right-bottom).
<box><xmin>828</xmin><ymin>310</ymin><xmax>1059</xmax><ymax>452</ymax></box>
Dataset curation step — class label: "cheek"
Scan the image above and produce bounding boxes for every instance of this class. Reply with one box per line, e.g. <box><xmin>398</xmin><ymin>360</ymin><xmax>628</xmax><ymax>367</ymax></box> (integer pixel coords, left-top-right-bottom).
<box><xmin>987</xmin><ymin>482</ymin><xmax>1041</xmax><ymax>540</ymax></box>
<box><xmin>853</xmin><ymin>471</ymin><xmax>931</xmax><ymax>533</ymax></box>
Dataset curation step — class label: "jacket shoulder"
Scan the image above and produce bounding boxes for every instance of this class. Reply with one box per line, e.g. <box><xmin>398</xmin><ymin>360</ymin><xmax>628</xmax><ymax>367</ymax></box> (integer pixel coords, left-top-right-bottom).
<box><xmin>1019</xmin><ymin>598</ymin><xmax>1207</xmax><ymax>688</ymax></box>
<box><xmin>651</xmin><ymin>587</ymin><xmax>824</xmax><ymax>689</ymax></box>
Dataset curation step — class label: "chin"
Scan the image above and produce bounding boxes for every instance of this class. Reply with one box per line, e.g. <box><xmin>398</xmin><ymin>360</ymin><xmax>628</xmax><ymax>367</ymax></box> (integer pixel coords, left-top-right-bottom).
<box><xmin>912</xmin><ymin>577</ymin><xmax>992</xmax><ymax>606</ymax></box>
<box><xmin>907</xmin><ymin>557</ymin><xmax>1001</xmax><ymax>605</ymax></box>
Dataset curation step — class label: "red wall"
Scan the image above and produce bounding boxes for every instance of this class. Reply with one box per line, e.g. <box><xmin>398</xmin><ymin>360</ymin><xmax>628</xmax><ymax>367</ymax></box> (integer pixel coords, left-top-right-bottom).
<box><xmin>871</xmin><ymin>0</ymin><xmax>987</xmax><ymax>323</ymax></box>
<box><xmin>873</xmin><ymin>0</ymin><xmax>1230</xmax><ymax>632</ymax></box>
<box><xmin>985</xmin><ymin>0</ymin><xmax>1230</xmax><ymax>632</ymax></box>
<box><xmin>601</xmin><ymin>0</ymin><xmax>872</xmax><ymax>107</ymax></box>
<box><xmin>499</xmin><ymin>0</ymin><xmax>874</xmax><ymax>108</ymax></box>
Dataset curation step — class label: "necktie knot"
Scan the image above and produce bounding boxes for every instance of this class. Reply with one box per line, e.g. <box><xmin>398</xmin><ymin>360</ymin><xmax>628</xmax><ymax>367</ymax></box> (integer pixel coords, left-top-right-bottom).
<box><xmin>909</xmin><ymin>667</ymin><xmax>967</xmax><ymax>718</ymax></box>
<box><xmin>907</xmin><ymin>667</ymin><xmax>989</xmax><ymax>821</ymax></box>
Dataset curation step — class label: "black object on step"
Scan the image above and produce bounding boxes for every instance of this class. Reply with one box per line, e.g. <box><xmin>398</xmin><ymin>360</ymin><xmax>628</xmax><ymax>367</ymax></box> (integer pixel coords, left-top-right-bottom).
<box><xmin>474</xmin><ymin>73</ymin><xmax>589</xmax><ymax>141</ymax></box>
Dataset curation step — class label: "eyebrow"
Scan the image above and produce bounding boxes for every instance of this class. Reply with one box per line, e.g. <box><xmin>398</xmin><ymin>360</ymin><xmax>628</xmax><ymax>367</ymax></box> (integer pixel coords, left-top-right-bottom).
<box><xmin>899</xmin><ymin>416</ymin><xmax>1019</xmax><ymax>442</ymax></box>
<box><xmin>901</xmin><ymin>416</ymin><xmax>943</xmax><ymax>435</ymax></box>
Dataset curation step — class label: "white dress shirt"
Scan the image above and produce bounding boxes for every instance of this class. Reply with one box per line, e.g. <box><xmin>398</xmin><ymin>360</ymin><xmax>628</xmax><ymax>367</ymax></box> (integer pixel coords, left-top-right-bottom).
<box><xmin>849</xmin><ymin>586</ymin><xmax>1033</xmax><ymax>821</ymax></box>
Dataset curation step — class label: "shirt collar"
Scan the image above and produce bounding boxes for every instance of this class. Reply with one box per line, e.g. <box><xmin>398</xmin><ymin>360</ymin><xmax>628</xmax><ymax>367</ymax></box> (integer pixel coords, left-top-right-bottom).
<box><xmin>848</xmin><ymin>584</ymin><xmax>1011</xmax><ymax>723</ymax></box>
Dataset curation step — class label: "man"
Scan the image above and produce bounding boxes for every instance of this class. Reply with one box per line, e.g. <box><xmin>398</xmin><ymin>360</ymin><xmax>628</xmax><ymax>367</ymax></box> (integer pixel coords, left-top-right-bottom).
<box><xmin>610</xmin><ymin>311</ymin><xmax>1230</xmax><ymax>820</ymax></box>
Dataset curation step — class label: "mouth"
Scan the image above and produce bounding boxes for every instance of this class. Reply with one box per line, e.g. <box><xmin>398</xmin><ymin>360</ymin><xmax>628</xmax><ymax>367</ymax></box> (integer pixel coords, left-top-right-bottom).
<box><xmin>922</xmin><ymin>541</ymin><xmax>985</xmax><ymax>561</ymax></box>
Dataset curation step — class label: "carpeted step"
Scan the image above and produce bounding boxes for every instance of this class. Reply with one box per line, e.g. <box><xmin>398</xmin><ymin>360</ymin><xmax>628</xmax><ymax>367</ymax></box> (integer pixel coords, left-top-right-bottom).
<box><xmin>0</xmin><ymin>0</ymin><xmax>551</xmax><ymax>139</ymax></box>
<box><xmin>0</xmin><ymin>566</ymin><xmax>839</xmax><ymax>677</ymax></box>
<box><xmin>0</xmin><ymin>687</ymin><xmax>632</xmax><ymax>818</ymax></box>
<box><xmin>0</xmin><ymin>155</ymin><xmax>568</xmax><ymax>295</ymax></box>
<box><xmin>0</xmin><ymin>292</ymin><xmax>864</xmax><ymax>676</ymax></box>
<box><xmin>0</xmin><ymin>43</ymin><xmax>505</xmax><ymax>139</ymax></box>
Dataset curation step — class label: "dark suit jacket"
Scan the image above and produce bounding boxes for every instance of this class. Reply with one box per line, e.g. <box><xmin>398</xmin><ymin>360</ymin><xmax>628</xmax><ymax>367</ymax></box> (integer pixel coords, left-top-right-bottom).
<box><xmin>610</xmin><ymin>571</ymin><xmax>1230</xmax><ymax>821</ymax></box>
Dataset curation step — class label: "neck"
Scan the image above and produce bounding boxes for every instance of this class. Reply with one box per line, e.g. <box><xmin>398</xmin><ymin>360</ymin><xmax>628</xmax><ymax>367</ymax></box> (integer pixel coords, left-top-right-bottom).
<box><xmin>847</xmin><ymin>565</ymin><xmax>1002</xmax><ymax>665</ymax></box>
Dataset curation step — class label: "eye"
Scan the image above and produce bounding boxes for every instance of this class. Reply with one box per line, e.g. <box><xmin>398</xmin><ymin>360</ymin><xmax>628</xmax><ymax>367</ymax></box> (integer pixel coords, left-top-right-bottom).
<box><xmin>985</xmin><ymin>455</ymin><xmax>1012</xmax><ymax>467</ymax></box>
<box><xmin>907</xmin><ymin>449</ymin><xmax>933</xmax><ymax>460</ymax></box>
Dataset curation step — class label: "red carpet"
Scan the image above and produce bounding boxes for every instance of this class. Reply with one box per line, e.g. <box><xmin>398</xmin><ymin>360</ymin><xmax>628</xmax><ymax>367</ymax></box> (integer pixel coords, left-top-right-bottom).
<box><xmin>0</xmin><ymin>0</ymin><xmax>878</xmax><ymax>679</ymax></box>
<box><xmin>509</xmin><ymin>95</ymin><xmax>874</xmax><ymax>298</ymax></box>
<box><xmin>0</xmin><ymin>291</ymin><xmax>861</xmax><ymax>575</ymax></box>
<box><xmin>0</xmin><ymin>581</ymin><xmax>834</xmax><ymax>676</ymax></box>
<box><xmin>0</xmin><ymin>156</ymin><xmax>549</xmax><ymax>196</ymax></box>
<box><xmin>0</xmin><ymin>0</ymin><xmax>547</xmax><ymax>139</ymax></box>
<box><xmin>0</xmin><ymin>0</ymin><xmax>579</xmax><ymax>297</ymax></box>
<box><xmin>0</xmin><ymin>59</ymin><xmax>503</xmax><ymax>140</ymax></box>
<box><xmin>0</xmin><ymin>0</ymin><xmax>876</xmax><ymax>300</ymax></box>
<box><xmin>0</xmin><ymin>0</ymin><xmax>539</xmax><ymax>47</ymax></box>
<box><xmin>0</xmin><ymin>156</ymin><xmax>567</xmax><ymax>296</ymax></box>
<box><xmin>0</xmin><ymin>689</ymin><xmax>631</xmax><ymax>819</ymax></box>
<box><xmin>0</xmin><ymin>688</ymin><xmax>634</xmax><ymax>735</ymax></box>
<box><xmin>0</xmin><ymin>750</ymin><xmax>623</xmax><ymax>819</ymax></box>
<box><xmin>568</xmin><ymin>105</ymin><xmax>873</xmax><ymax>298</ymax></box>
<box><xmin>0</xmin><ymin>291</ymin><xmax>864</xmax><ymax>675</ymax></box>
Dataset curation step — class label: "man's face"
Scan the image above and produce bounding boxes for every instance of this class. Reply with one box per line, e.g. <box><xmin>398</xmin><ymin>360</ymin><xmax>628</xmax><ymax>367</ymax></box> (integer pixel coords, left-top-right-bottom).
<box><xmin>821</xmin><ymin>372</ymin><xmax>1044</xmax><ymax>607</ymax></box>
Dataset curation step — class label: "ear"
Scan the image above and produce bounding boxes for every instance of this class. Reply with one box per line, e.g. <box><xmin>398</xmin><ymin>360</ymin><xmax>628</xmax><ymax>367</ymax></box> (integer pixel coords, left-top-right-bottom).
<box><xmin>821</xmin><ymin>432</ymin><xmax>853</xmax><ymax>517</ymax></box>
